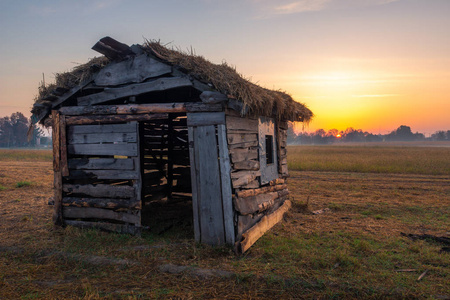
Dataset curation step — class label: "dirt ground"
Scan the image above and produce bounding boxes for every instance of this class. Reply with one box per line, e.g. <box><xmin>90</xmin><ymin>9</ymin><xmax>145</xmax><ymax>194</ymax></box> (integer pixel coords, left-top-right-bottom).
<box><xmin>0</xmin><ymin>160</ymin><xmax>449</xmax><ymax>298</ymax></box>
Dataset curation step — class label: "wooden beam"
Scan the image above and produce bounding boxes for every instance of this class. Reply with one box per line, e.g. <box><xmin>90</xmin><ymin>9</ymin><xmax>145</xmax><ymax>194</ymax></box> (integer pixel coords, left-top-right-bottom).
<box><xmin>63</xmin><ymin>184</ymin><xmax>135</xmax><ymax>198</ymax></box>
<box><xmin>233</xmin><ymin>192</ymin><xmax>279</xmax><ymax>215</ymax></box>
<box><xmin>65</xmin><ymin>113</ymin><xmax>168</xmax><ymax>125</ymax></box>
<box><xmin>236</xmin><ymin>184</ymin><xmax>287</xmax><ymax>198</ymax></box>
<box><xmin>68</xmin><ymin>158</ymin><xmax>134</xmax><ymax>170</ymax></box>
<box><xmin>238</xmin><ymin>200</ymin><xmax>292</xmax><ymax>253</ymax></box>
<box><xmin>63</xmin><ymin>207</ymin><xmax>140</xmax><ymax>225</ymax></box>
<box><xmin>67</xmin><ymin>170</ymin><xmax>139</xmax><ymax>180</ymax></box>
<box><xmin>217</xmin><ymin>124</ymin><xmax>235</xmax><ymax>245</ymax></box>
<box><xmin>200</xmin><ymin>91</ymin><xmax>228</xmax><ymax>104</ymax></box>
<box><xmin>91</xmin><ymin>36</ymin><xmax>134</xmax><ymax>60</ymax></box>
<box><xmin>77</xmin><ymin>77</ymin><xmax>193</xmax><ymax>106</ymax></box>
<box><xmin>60</xmin><ymin>115</ymin><xmax>69</xmax><ymax>177</ymax></box>
<box><xmin>186</xmin><ymin>112</ymin><xmax>225</xmax><ymax>126</ymax></box>
<box><xmin>188</xmin><ymin>127</ymin><xmax>200</xmax><ymax>242</ymax></box>
<box><xmin>52</xmin><ymin>110</ymin><xmax>63</xmax><ymax>226</ymax></box>
<box><xmin>62</xmin><ymin>197</ymin><xmax>140</xmax><ymax>210</ymax></box>
<box><xmin>60</xmin><ymin>103</ymin><xmax>187</xmax><ymax>116</ymax></box>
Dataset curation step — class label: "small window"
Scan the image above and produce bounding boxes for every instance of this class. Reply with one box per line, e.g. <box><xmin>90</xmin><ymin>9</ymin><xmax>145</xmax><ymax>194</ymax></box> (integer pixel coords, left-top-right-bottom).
<box><xmin>265</xmin><ymin>135</ymin><xmax>274</xmax><ymax>164</ymax></box>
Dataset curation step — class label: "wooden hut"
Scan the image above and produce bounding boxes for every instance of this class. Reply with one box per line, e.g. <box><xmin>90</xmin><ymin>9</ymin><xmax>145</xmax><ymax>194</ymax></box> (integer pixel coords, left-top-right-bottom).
<box><xmin>31</xmin><ymin>37</ymin><xmax>313</xmax><ymax>253</ymax></box>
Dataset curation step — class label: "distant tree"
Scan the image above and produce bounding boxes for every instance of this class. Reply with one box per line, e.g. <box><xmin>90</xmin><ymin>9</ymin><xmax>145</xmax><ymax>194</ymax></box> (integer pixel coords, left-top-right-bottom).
<box><xmin>0</xmin><ymin>112</ymin><xmax>43</xmax><ymax>148</ymax></box>
<box><xmin>386</xmin><ymin>125</ymin><xmax>415</xmax><ymax>141</ymax></box>
<box><xmin>431</xmin><ymin>130</ymin><xmax>447</xmax><ymax>141</ymax></box>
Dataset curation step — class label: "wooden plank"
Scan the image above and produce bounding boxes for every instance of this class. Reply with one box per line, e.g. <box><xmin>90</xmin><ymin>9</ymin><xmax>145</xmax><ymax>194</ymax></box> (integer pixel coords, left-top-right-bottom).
<box><xmin>65</xmin><ymin>113</ymin><xmax>168</xmax><ymax>125</ymax></box>
<box><xmin>67</xmin><ymin>170</ymin><xmax>139</xmax><ymax>180</ymax></box>
<box><xmin>95</xmin><ymin>54</ymin><xmax>172</xmax><ymax>86</ymax></box>
<box><xmin>217</xmin><ymin>124</ymin><xmax>235</xmax><ymax>245</ymax></box>
<box><xmin>52</xmin><ymin>111</ymin><xmax>60</xmax><ymax>172</ymax></box>
<box><xmin>228</xmin><ymin>141</ymin><xmax>258</xmax><ymax>149</ymax></box>
<box><xmin>63</xmin><ymin>207</ymin><xmax>140</xmax><ymax>225</ymax></box>
<box><xmin>233</xmin><ymin>160</ymin><xmax>259</xmax><ymax>171</ymax></box>
<box><xmin>60</xmin><ymin>115</ymin><xmax>69</xmax><ymax>177</ymax></box>
<box><xmin>241</xmin><ymin>179</ymin><xmax>260</xmax><ymax>189</ymax></box>
<box><xmin>186</xmin><ymin>112</ymin><xmax>225</xmax><ymax>126</ymax></box>
<box><xmin>78</xmin><ymin>77</ymin><xmax>193</xmax><ymax>106</ymax></box>
<box><xmin>185</xmin><ymin>103</ymin><xmax>223</xmax><ymax>112</ymax></box>
<box><xmin>227</xmin><ymin>133</ymin><xmax>258</xmax><ymax>145</ymax></box>
<box><xmin>229</xmin><ymin>148</ymin><xmax>258</xmax><ymax>163</ymax></box>
<box><xmin>225</xmin><ymin>116</ymin><xmax>258</xmax><ymax>131</ymax></box>
<box><xmin>134</xmin><ymin>121</ymin><xmax>142</xmax><ymax>227</ymax></box>
<box><xmin>51</xmin><ymin>80</ymin><xmax>94</xmax><ymax>109</ymax></box>
<box><xmin>91</xmin><ymin>36</ymin><xmax>134</xmax><ymax>60</ymax></box>
<box><xmin>237</xmin><ymin>213</ymin><xmax>263</xmax><ymax>238</ymax></box>
<box><xmin>68</xmin><ymin>132</ymin><xmax>137</xmax><ymax>144</ymax></box>
<box><xmin>63</xmin><ymin>184</ymin><xmax>135</xmax><ymax>198</ymax></box>
<box><xmin>60</xmin><ymin>103</ymin><xmax>187</xmax><ymax>116</ymax></box>
<box><xmin>236</xmin><ymin>184</ymin><xmax>287</xmax><ymax>198</ymax></box>
<box><xmin>53</xmin><ymin>171</ymin><xmax>63</xmax><ymax>226</ymax></box>
<box><xmin>62</xmin><ymin>197</ymin><xmax>140</xmax><ymax>209</ymax></box>
<box><xmin>200</xmin><ymin>91</ymin><xmax>228</xmax><ymax>104</ymax></box>
<box><xmin>64</xmin><ymin>220</ymin><xmax>141</xmax><ymax>235</ymax></box>
<box><xmin>69</xmin><ymin>123</ymin><xmax>137</xmax><ymax>135</ymax></box>
<box><xmin>188</xmin><ymin>126</ymin><xmax>200</xmax><ymax>241</ymax></box>
<box><xmin>194</xmin><ymin>125</ymin><xmax>225</xmax><ymax>245</ymax></box>
<box><xmin>231</xmin><ymin>170</ymin><xmax>261</xmax><ymax>188</ymax></box>
<box><xmin>68</xmin><ymin>143</ymin><xmax>138</xmax><ymax>156</ymax></box>
<box><xmin>68</xmin><ymin>158</ymin><xmax>134</xmax><ymax>170</ymax></box>
<box><xmin>233</xmin><ymin>192</ymin><xmax>279</xmax><ymax>215</ymax></box>
<box><xmin>239</xmin><ymin>200</ymin><xmax>292</xmax><ymax>253</ymax></box>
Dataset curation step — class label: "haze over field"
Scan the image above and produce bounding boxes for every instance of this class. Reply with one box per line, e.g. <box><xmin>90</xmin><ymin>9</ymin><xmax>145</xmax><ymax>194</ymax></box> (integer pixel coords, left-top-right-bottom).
<box><xmin>0</xmin><ymin>0</ymin><xmax>449</xmax><ymax>135</ymax></box>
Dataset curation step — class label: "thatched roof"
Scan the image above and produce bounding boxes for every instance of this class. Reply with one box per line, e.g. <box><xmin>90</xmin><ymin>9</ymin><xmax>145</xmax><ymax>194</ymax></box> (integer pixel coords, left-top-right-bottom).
<box><xmin>32</xmin><ymin>38</ymin><xmax>313</xmax><ymax>123</ymax></box>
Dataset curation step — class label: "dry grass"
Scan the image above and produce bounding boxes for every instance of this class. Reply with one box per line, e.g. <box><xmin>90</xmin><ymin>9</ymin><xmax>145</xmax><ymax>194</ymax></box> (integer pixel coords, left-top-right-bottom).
<box><xmin>0</xmin><ymin>148</ymin><xmax>449</xmax><ymax>298</ymax></box>
<box><xmin>288</xmin><ymin>144</ymin><xmax>450</xmax><ymax>175</ymax></box>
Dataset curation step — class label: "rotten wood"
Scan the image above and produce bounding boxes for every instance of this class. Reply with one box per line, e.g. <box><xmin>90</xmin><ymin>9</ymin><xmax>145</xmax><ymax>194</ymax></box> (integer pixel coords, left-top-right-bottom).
<box><xmin>233</xmin><ymin>160</ymin><xmax>259</xmax><ymax>171</ymax></box>
<box><xmin>60</xmin><ymin>103</ymin><xmax>187</xmax><ymax>116</ymax></box>
<box><xmin>231</xmin><ymin>170</ymin><xmax>261</xmax><ymax>188</ymax></box>
<box><xmin>77</xmin><ymin>77</ymin><xmax>192</xmax><ymax>106</ymax></box>
<box><xmin>225</xmin><ymin>116</ymin><xmax>258</xmax><ymax>132</ymax></box>
<box><xmin>52</xmin><ymin>111</ymin><xmax>60</xmax><ymax>172</ymax></box>
<box><xmin>67</xmin><ymin>170</ymin><xmax>139</xmax><ymax>180</ymax></box>
<box><xmin>227</xmin><ymin>133</ymin><xmax>258</xmax><ymax>145</ymax></box>
<box><xmin>63</xmin><ymin>207</ymin><xmax>140</xmax><ymax>225</ymax></box>
<box><xmin>95</xmin><ymin>54</ymin><xmax>172</xmax><ymax>86</ymax></box>
<box><xmin>65</xmin><ymin>113</ymin><xmax>168</xmax><ymax>125</ymax></box>
<box><xmin>62</xmin><ymin>197</ymin><xmax>140</xmax><ymax>209</ymax></box>
<box><xmin>236</xmin><ymin>184</ymin><xmax>287</xmax><ymax>198</ymax></box>
<box><xmin>63</xmin><ymin>184</ymin><xmax>135</xmax><ymax>198</ymax></box>
<box><xmin>59</xmin><ymin>115</ymin><xmax>69</xmax><ymax>177</ymax></box>
<box><xmin>229</xmin><ymin>148</ymin><xmax>258</xmax><ymax>163</ymax></box>
<box><xmin>68</xmin><ymin>158</ymin><xmax>134</xmax><ymax>170</ymax></box>
<box><xmin>238</xmin><ymin>200</ymin><xmax>292</xmax><ymax>253</ymax></box>
<box><xmin>233</xmin><ymin>192</ymin><xmax>279</xmax><ymax>215</ymax></box>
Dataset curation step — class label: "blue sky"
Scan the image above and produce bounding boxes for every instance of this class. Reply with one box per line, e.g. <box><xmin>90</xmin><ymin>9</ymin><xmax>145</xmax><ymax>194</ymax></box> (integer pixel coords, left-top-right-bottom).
<box><xmin>1</xmin><ymin>0</ymin><xmax>449</xmax><ymax>134</ymax></box>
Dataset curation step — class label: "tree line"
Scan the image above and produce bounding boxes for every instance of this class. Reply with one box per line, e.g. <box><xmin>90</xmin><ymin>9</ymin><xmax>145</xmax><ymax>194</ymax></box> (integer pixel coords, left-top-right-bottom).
<box><xmin>288</xmin><ymin>125</ymin><xmax>450</xmax><ymax>145</ymax></box>
<box><xmin>0</xmin><ymin>112</ymin><xmax>48</xmax><ymax>148</ymax></box>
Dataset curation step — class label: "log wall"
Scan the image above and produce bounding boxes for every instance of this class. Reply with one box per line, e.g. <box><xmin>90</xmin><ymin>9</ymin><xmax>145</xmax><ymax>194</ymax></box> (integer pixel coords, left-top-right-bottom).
<box><xmin>225</xmin><ymin>110</ymin><xmax>290</xmax><ymax>251</ymax></box>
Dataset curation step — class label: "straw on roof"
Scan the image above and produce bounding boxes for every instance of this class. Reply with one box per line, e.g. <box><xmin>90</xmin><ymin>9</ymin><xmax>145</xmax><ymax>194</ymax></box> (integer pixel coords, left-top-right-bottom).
<box><xmin>32</xmin><ymin>40</ymin><xmax>313</xmax><ymax>123</ymax></box>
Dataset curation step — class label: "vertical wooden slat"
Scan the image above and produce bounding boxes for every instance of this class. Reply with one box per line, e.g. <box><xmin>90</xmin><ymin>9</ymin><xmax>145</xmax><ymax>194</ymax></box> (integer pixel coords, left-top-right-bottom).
<box><xmin>133</xmin><ymin>121</ymin><xmax>142</xmax><ymax>229</ymax></box>
<box><xmin>52</xmin><ymin>110</ymin><xmax>60</xmax><ymax>172</ymax></box>
<box><xmin>60</xmin><ymin>115</ymin><xmax>69</xmax><ymax>177</ymax></box>
<box><xmin>167</xmin><ymin>114</ymin><xmax>174</xmax><ymax>199</ymax></box>
<box><xmin>217</xmin><ymin>124</ymin><xmax>235</xmax><ymax>244</ymax></box>
<box><xmin>51</xmin><ymin>110</ymin><xmax>63</xmax><ymax>225</ymax></box>
<box><xmin>188</xmin><ymin>126</ymin><xmax>200</xmax><ymax>241</ymax></box>
<box><xmin>194</xmin><ymin>125</ymin><xmax>225</xmax><ymax>245</ymax></box>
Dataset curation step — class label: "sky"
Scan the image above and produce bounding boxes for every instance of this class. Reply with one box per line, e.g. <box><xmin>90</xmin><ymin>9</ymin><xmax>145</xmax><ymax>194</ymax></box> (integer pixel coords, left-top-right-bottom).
<box><xmin>0</xmin><ymin>0</ymin><xmax>449</xmax><ymax>135</ymax></box>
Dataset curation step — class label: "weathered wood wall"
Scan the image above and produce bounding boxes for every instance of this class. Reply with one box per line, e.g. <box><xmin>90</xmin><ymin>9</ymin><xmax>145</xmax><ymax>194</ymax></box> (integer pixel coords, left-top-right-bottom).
<box><xmin>59</xmin><ymin>121</ymin><xmax>142</xmax><ymax>234</ymax></box>
<box><xmin>225</xmin><ymin>110</ymin><xmax>290</xmax><ymax>251</ymax></box>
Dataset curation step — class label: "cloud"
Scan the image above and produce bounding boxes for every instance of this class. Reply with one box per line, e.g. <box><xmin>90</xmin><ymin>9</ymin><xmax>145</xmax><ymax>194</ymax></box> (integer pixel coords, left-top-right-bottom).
<box><xmin>252</xmin><ymin>0</ymin><xmax>402</xmax><ymax>17</ymax></box>
<box><xmin>352</xmin><ymin>94</ymin><xmax>400</xmax><ymax>98</ymax></box>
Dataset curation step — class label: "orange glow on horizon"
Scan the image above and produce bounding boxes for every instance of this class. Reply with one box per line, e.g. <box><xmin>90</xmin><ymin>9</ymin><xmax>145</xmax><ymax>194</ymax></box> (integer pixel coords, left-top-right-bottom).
<box><xmin>336</xmin><ymin>134</ymin><xmax>341</xmax><ymax>138</ymax></box>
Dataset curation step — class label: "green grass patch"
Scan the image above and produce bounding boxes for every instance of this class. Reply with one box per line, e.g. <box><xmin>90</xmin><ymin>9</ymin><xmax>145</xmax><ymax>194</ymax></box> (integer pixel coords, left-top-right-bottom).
<box><xmin>16</xmin><ymin>181</ymin><xmax>32</xmax><ymax>188</ymax></box>
<box><xmin>287</xmin><ymin>145</ymin><xmax>450</xmax><ymax>175</ymax></box>
<box><xmin>0</xmin><ymin>185</ymin><xmax>6</xmax><ymax>191</ymax></box>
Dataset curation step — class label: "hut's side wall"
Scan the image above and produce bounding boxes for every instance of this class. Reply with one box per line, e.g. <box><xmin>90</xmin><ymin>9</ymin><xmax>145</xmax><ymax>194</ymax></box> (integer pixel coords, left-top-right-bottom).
<box><xmin>225</xmin><ymin>111</ymin><xmax>290</xmax><ymax>252</ymax></box>
<box><xmin>57</xmin><ymin>120</ymin><xmax>142</xmax><ymax>234</ymax></box>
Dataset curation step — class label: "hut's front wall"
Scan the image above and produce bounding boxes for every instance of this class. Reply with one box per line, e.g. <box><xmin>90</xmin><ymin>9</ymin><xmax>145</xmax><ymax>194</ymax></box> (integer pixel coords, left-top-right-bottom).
<box><xmin>58</xmin><ymin>120</ymin><xmax>142</xmax><ymax>234</ymax></box>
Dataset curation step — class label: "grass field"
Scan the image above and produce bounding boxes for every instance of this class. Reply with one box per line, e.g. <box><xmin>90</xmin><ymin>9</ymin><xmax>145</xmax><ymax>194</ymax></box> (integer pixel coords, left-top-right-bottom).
<box><xmin>0</xmin><ymin>146</ymin><xmax>449</xmax><ymax>299</ymax></box>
